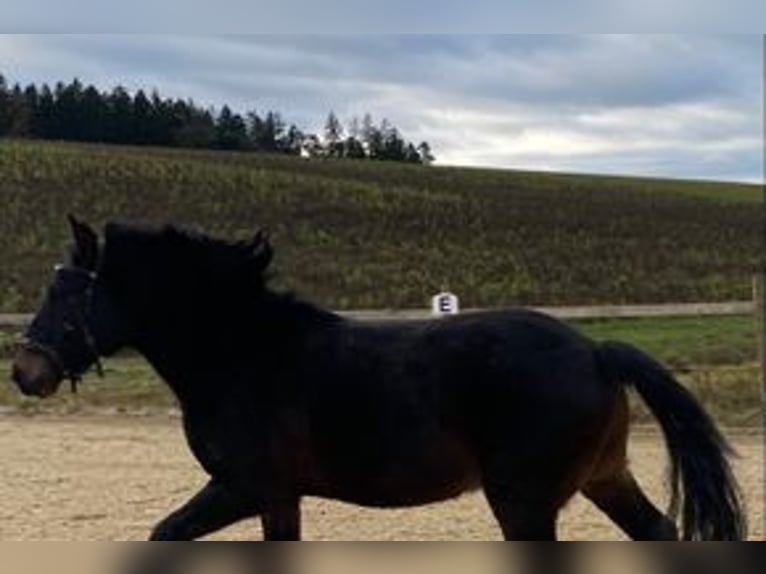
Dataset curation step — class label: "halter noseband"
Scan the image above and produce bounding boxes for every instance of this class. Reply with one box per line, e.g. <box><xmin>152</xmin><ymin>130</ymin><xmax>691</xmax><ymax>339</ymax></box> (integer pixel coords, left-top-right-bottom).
<box><xmin>22</xmin><ymin>264</ymin><xmax>105</xmax><ymax>393</ymax></box>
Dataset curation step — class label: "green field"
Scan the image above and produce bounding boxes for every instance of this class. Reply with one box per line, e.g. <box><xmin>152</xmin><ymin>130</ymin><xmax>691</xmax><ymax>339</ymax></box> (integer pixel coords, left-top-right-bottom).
<box><xmin>1</xmin><ymin>139</ymin><xmax>760</xmax><ymax>424</ymax></box>
<box><xmin>579</xmin><ymin>315</ymin><xmax>761</xmax><ymax>426</ymax></box>
<box><xmin>577</xmin><ymin>314</ymin><xmax>756</xmax><ymax>367</ymax></box>
<box><xmin>0</xmin><ymin>314</ymin><xmax>759</xmax><ymax>426</ymax></box>
<box><xmin>0</xmin><ymin>138</ymin><xmax>761</xmax><ymax>312</ymax></box>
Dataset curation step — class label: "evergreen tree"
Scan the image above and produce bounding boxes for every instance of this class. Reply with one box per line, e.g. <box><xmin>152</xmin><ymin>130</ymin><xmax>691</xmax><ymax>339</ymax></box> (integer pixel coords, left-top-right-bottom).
<box><xmin>148</xmin><ymin>90</ymin><xmax>171</xmax><ymax>145</ymax></box>
<box><xmin>347</xmin><ymin>116</ymin><xmax>361</xmax><ymax>142</ymax></box>
<box><xmin>8</xmin><ymin>83</ymin><xmax>29</xmax><ymax>136</ymax></box>
<box><xmin>132</xmin><ymin>89</ymin><xmax>153</xmax><ymax>144</ymax></box>
<box><xmin>281</xmin><ymin>124</ymin><xmax>304</xmax><ymax>155</ymax></box>
<box><xmin>344</xmin><ymin>136</ymin><xmax>366</xmax><ymax>159</ymax></box>
<box><xmin>0</xmin><ymin>73</ymin><xmax>435</xmax><ymax>164</ymax></box>
<box><xmin>249</xmin><ymin>111</ymin><xmax>285</xmax><ymax>152</ymax></box>
<box><xmin>215</xmin><ymin>105</ymin><xmax>248</xmax><ymax>150</ymax></box>
<box><xmin>105</xmin><ymin>86</ymin><xmax>133</xmax><ymax>144</ymax></box>
<box><xmin>80</xmin><ymin>85</ymin><xmax>105</xmax><ymax>142</ymax></box>
<box><xmin>35</xmin><ymin>85</ymin><xmax>56</xmax><ymax>139</ymax></box>
<box><xmin>417</xmin><ymin>141</ymin><xmax>435</xmax><ymax>165</ymax></box>
<box><xmin>404</xmin><ymin>143</ymin><xmax>421</xmax><ymax>163</ymax></box>
<box><xmin>0</xmin><ymin>74</ymin><xmax>10</xmax><ymax>135</ymax></box>
<box><xmin>324</xmin><ymin>111</ymin><xmax>343</xmax><ymax>157</ymax></box>
<box><xmin>361</xmin><ymin>113</ymin><xmax>375</xmax><ymax>146</ymax></box>
<box><xmin>365</xmin><ymin>121</ymin><xmax>384</xmax><ymax>159</ymax></box>
<box><xmin>55</xmin><ymin>79</ymin><xmax>85</xmax><ymax>140</ymax></box>
<box><xmin>175</xmin><ymin>104</ymin><xmax>216</xmax><ymax>148</ymax></box>
<box><xmin>17</xmin><ymin>84</ymin><xmax>41</xmax><ymax>137</ymax></box>
<box><xmin>265</xmin><ymin>112</ymin><xmax>285</xmax><ymax>152</ymax></box>
<box><xmin>252</xmin><ymin>110</ymin><xmax>266</xmax><ymax>151</ymax></box>
<box><xmin>380</xmin><ymin>121</ymin><xmax>406</xmax><ymax>161</ymax></box>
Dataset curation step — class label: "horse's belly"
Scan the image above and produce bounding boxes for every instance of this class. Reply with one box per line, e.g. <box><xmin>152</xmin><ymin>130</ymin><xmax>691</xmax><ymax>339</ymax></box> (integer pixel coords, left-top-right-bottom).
<box><xmin>309</xmin><ymin>439</ymin><xmax>483</xmax><ymax>507</ymax></box>
<box><xmin>341</xmin><ymin>469</ymin><xmax>482</xmax><ymax>508</ymax></box>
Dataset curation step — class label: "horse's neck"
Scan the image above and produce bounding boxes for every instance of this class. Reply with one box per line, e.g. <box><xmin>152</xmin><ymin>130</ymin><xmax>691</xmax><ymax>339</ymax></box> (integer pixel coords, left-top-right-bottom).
<box><xmin>127</xmin><ymin>293</ymin><xmax>333</xmax><ymax>402</ymax></box>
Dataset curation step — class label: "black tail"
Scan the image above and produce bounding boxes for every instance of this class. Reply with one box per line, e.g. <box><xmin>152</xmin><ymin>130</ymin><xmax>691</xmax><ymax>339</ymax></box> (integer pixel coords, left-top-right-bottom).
<box><xmin>596</xmin><ymin>341</ymin><xmax>746</xmax><ymax>540</ymax></box>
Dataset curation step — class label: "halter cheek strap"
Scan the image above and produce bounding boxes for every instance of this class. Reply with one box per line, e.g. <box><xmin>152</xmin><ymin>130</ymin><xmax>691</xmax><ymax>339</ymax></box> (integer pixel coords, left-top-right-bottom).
<box><xmin>26</xmin><ymin>265</ymin><xmax>107</xmax><ymax>393</ymax></box>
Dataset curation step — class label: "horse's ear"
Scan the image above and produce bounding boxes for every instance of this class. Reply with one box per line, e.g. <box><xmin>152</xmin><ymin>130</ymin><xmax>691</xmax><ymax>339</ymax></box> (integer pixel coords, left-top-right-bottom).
<box><xmin>67</xmin><ymin>214</ymin><xmax>99</xmax><ymax>271</ymax></box>
<box><xmin>250</xmin><ymin>229</ymin><xmax>273</xmax><ymax>271</ymax></box>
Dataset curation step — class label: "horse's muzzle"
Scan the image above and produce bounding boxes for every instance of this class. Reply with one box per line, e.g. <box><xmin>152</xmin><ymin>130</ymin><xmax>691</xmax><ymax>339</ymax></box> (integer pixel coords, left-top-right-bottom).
<box><xmin>11</xmin><ymin>346</ymin><xmax>63</xmax><ymax>398</ymax></box>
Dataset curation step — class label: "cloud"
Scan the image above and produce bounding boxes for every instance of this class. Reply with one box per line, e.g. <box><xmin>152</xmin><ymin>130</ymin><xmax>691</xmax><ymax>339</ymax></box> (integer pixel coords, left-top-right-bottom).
<box><xmin>0</xmin><ymin>34</ymin><xmax>761</xmax><ymax>182</ymax></box>
<box><xmin>4</xmin><ymin>1</ymin><xmax>766</xmax><ymax>32</ymax></box>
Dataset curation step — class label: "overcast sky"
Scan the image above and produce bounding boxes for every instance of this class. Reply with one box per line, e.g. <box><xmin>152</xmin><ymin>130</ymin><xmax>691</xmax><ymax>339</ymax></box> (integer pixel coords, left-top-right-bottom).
<box><xmin>0</xmin><ymin>34</ymin><xmax>761</xmax><ymax>182</ymax></box>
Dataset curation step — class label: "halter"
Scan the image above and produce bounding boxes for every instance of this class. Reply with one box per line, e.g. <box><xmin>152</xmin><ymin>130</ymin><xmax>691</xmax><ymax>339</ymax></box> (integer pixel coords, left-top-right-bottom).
<box><xmin>22</xmin><ymin>264</ymin><xmax>105</xmax><ymax>393</ymax></box>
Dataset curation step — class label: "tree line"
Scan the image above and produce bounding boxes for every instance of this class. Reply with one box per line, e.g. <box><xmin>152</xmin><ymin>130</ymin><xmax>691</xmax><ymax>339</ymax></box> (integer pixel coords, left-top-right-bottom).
<box><xmin>0</xmin><ymin>74</ymin><xmax>435</xmax><ymax>164</ymax></box>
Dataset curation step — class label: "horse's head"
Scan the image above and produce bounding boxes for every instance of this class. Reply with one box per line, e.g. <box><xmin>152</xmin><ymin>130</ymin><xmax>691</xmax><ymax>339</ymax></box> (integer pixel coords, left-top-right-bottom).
<box><xmin>11</xmin><ymin>216</ymin><xmax>129</xmax><ymax>397</ymax></box>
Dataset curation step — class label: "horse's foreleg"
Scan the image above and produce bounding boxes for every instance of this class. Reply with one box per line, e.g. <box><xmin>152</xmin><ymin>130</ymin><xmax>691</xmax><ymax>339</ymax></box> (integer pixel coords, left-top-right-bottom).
<box><xmin>260</xmin><ymin>499</ymin><xmax>301</xmax><ymax>540</ymax></box>
<box><xmin>149</xmin><ymin>479</ymin><xmax>257</xmax><ymax>540</ymax></box>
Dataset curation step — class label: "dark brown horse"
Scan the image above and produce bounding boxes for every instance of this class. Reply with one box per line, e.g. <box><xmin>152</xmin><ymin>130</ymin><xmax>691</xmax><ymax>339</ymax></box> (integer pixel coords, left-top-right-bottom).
<box><xmin>11</xmin><ymin>217</ymin><xmax>745</xmax><ymax>540</ymax></box>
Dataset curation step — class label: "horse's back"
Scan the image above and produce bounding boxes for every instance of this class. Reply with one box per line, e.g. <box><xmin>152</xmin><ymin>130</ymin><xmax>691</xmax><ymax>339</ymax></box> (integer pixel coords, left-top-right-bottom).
<box><xmin>327</xmin><ymin>307</ymin><xmax>598</xmax><ymax>399</ymax></box>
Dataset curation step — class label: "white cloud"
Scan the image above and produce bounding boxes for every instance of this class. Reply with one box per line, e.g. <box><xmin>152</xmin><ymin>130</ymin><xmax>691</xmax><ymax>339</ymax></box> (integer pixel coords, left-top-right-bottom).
<box><xmin>0</xmin><ymin>34</ymin><xmax>761</xmax><ymax>182</ymax></box>
<box><xmin>5</xmin><ymin>1</ymin><xmax>766</xmax><ymax>32</ymax></box>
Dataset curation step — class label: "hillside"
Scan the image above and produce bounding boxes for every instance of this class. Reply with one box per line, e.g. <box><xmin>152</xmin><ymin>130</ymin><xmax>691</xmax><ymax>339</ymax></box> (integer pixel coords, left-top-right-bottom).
<box><xmin>0</xmin><ymin>138</ymin><xmax>761</xmax><ymax>312</ymax></box>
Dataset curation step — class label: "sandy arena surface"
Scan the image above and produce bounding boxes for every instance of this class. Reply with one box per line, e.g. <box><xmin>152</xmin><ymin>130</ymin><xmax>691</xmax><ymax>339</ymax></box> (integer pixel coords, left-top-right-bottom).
<box><xmin>0</xmin><ymin>415</ymin><xmax>761</xmax><ymax>541</ymax></box>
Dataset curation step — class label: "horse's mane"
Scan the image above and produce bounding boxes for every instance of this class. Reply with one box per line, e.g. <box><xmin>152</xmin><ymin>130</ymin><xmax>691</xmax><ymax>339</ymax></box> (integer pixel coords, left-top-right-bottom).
<box><xmin>97</xmin><ymin>221</ymin><xmax>339</xmax><ymax>363</ymax></box>
<box><xmin>100</xmin><ymin>222</ymin><xmax>282</xmax><ymax>318</ymax></box>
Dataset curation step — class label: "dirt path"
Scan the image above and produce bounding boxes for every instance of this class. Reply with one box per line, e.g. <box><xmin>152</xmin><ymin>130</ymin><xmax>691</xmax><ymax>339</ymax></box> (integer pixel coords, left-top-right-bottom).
<box><xmin>0</xmin><ymin>415</ymin><xmax>761</xmax><ymax>540</ymax></box>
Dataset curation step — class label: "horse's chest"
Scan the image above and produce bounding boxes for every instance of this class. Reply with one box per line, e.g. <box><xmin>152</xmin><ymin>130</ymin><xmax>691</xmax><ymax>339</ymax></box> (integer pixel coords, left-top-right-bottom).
<box><xmin>181</xmin><ymin>410</ymin><xmax>264</xmax><ymax>478</ymax></box>
<box><xmin>181</xmin><ymin>403</ymin><xmax>307</xmax><ymax>485</ymax></box>
<box><xmin>183</xmin><ymin>424</ymin><xmax>226</xmax><ymax>477</ymax></box>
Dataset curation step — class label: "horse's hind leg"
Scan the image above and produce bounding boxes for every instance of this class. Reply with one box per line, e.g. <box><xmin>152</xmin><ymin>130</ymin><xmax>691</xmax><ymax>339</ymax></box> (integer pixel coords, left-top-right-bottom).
<box><xmin>483</xmin><ymin>482</ymin><xmax>558</xmax><ymax>540</ymax></box>
<box><xmin>582</xmin><ymin>469</ymin><xmax>677</xmax><ymax>540</ymax></box>
<box><xmin>582</xmin><ymin>387</ymin><xmax>677</xmax><ymax>540</ymax></box>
